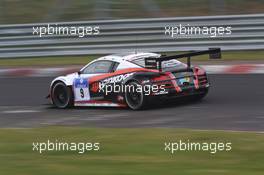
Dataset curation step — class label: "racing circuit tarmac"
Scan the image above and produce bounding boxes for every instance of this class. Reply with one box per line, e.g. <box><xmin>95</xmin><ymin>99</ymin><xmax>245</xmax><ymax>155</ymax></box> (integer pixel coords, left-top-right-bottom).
<box><xmin>0</xmin><ymin>74</ymin><xmax>263</xmax><ymax>131</ymax></box>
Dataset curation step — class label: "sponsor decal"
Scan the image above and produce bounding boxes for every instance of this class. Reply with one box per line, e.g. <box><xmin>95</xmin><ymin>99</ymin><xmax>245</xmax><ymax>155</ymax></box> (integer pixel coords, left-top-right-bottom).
<box><xmin>99</xmin><ymin>73</ymin><xmax>133</xmax><ymax>88</ymax></box>
<box><xmin>179</xmin><ymin>77</ymin><xmax>191</xmax><ymax>85</ymax></box>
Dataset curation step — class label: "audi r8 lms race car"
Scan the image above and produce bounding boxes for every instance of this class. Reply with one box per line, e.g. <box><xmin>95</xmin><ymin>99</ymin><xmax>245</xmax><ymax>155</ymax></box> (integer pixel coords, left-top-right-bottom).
<box><xmin>48</xmin><ymin>49</ymin><xmax>221</xmax><ymax>110</ymax></box>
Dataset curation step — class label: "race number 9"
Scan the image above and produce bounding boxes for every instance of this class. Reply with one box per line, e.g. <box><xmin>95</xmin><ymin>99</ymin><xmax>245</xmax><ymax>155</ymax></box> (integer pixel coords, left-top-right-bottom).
<box><xmin>80</xmin><ymin>88</ymin><xmax>84</xmax><ymax>98</ymax></box>
<box><xmin>73</xmin><ymin>78</ymin><xmax>90</xmax><ymax>101</ymax></box>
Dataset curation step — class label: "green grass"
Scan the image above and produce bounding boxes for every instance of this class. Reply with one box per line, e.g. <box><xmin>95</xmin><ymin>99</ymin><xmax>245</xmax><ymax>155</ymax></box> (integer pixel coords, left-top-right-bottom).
<box><xmin>0</xmin><ymin>55</ymin><xmax>98</xmax><ymax>67</ymax></box>
<box><xmin>0</xmin><ymin>127</ymin><xmax>263</xmax><ymax>175</ymax></box>
<box><xmin>156</xmin><ymin>0</ymin><xmax>264</xmax><ymax>16</ymax></box>
<box><xmin>1</xmin><ymin>0</ymin><xmax>264</xmax><ymax>24</ymax></box>
<box><xmin>0</xmin><ymin>50</ymin><xmax>263</xmax><ymax>67</ymax></box>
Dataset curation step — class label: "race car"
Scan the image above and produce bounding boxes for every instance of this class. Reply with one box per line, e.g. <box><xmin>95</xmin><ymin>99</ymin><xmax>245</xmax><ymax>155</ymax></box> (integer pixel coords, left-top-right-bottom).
<box><xmin>48</xmin><ymin>49</ymin><xmax>221</xmax><ymax>110</ymax></box>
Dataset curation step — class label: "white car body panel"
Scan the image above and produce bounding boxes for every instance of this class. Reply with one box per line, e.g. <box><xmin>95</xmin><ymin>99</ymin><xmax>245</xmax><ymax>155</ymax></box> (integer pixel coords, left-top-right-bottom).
<box><xmin>50</xmin><ymin>52</ymin><xmax>161</xmax><ymax>87</ymax></box>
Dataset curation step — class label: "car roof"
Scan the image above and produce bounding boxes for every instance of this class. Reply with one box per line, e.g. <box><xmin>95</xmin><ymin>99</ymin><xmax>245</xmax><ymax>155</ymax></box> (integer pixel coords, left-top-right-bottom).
<box><xmin>96</xmin><ymin>52</ymin><xmax>161</xmax><ymax>63</ymax></box>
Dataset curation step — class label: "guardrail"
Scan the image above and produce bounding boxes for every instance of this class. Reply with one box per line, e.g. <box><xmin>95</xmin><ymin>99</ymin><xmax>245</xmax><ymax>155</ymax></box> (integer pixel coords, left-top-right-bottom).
<box><xmin>0</xmin><ymin>13</ymin><xmax>263</xmax><ymax>58</ymax></box>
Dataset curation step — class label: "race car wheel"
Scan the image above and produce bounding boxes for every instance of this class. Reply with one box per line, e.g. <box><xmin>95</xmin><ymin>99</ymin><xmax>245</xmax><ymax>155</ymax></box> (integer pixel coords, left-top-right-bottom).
<box><xmin>193</xmin><ymin>88</ymin><xmax>208</xmax><ymax>101</ymax></box>
<box><xmin>51</xmin><ymin>82</ymin><xmax>73</xmax><ymax>108</ymax></box>
<box><xmin>125</xmin><ymin>81</ymin><xmax>148</xmax><ymax>110</ymax></box>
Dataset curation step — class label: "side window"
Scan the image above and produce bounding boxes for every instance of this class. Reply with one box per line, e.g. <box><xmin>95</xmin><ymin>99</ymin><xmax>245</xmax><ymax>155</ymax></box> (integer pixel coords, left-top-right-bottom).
<box><xmin>82</xmin><ymin>61</ymin><xmax>117</xmax><ymax>74</ymax></box>
<box><xmin>132</xmin><ymin>58</ymin><xmax>145</xmax><ymax>67</ymax></box>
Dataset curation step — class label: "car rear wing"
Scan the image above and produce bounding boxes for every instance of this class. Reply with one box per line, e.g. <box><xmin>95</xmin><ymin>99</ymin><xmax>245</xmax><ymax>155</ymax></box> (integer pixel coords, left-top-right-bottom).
<box><xmin>145</xmin><ymin>48</ymin><xmax>221</xmax><ymax>71</ymax></box>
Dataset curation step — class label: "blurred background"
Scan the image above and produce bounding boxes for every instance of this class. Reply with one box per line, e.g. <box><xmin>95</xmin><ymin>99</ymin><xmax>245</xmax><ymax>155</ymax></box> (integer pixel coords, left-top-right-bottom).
<box><xmin>0</xmin><ymin>0</ymin><xmax>264</xmax><ymax>24</ymax></box>
<box><xmin>0</xmin><ymin>0</ymin><xmax>264</xmax><ymax>63</ymax></box>
<box><xmin>0</xmin><ymin>0</ymin><xmax>262</xmax><ymax>66</ymax></box>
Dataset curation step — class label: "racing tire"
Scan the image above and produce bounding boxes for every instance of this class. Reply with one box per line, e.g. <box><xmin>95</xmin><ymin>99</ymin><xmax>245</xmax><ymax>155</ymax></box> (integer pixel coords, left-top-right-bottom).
<box><xmin>51</xmin><ymin>82</ymin><xmax>73</xmax><ymax>109</ymax></box>
<box><xmin>125</xmin><ymin>81</ymin><xmax>148</xmax><ymax>110</ymax></box>
<box><xmin>192</xmin><ymin>88</ymin><xmax>208</xmax><ymax>101</ymax></box>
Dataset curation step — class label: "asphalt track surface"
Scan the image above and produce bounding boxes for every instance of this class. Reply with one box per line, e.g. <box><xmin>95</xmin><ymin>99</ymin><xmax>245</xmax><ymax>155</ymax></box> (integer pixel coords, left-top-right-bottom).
<box><xmin>0</xmin><ymin>74</ymin><xmax>263</xmax><ymax>131</ymax></box>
